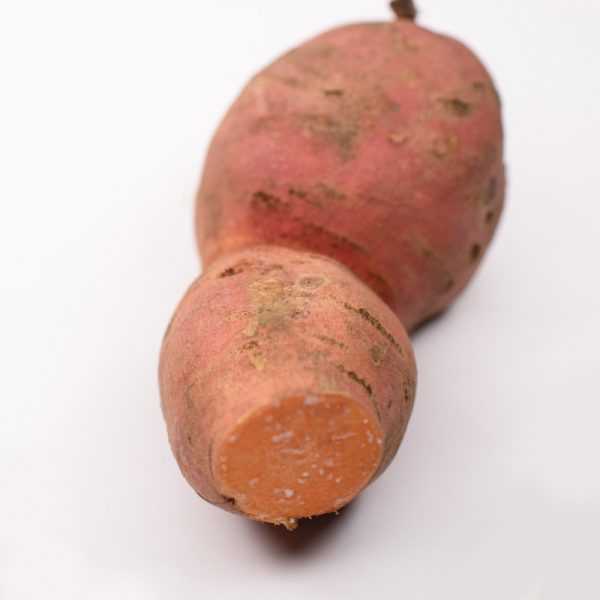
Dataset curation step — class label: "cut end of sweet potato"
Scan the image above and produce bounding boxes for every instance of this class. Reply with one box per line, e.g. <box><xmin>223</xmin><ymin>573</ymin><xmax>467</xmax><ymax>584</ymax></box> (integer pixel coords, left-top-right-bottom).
<box><xmin>212</xmin><ymin>394</ymin><xmax>383</xmax><ymax>525</ymax></box>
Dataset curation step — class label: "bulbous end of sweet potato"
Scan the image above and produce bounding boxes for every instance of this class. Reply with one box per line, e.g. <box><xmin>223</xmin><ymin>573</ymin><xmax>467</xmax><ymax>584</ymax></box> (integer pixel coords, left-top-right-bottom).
<box><xmin>159</xmin><ymin>246</ymin><xmax>416</xmax><ymax>526</ymax></box>
<box><xmin>196</xmin><ymin>18</ymin><xmax>504</xmax><ymax>331</ymax></box>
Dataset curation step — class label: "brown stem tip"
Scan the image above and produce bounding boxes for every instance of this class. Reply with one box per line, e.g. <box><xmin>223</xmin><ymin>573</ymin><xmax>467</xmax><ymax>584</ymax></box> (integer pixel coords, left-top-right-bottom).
<box><xmin>390</xmin><ymin>0</ymin><xmax>417</xmax><ymax>20</ymax></box>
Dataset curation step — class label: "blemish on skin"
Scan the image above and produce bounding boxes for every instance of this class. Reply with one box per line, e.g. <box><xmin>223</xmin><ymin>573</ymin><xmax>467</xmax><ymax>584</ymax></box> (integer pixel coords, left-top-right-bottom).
<box><xmin>264</xmin><ymin>72</ymin><xmax>305</xmax><ymax>88</ymax></box>
<box><xmin>429</xmin><ymin>135</ymin><xmax>456</xmax><ymax>159</ymax></box>
<box><xmin>364</xmin><ymin>269</ymin><xmax>395</xmax><ymax>305</ymax></box>
<box><xmin>366</xmin><ymin>430</ymin><xmax>374</xmax><ymax>443</ymax></box>
<box><xmin>249</xmin><ymin>478</ymin><xmax>259</xmax><ymax>488</ymax></box>
<box><xmin>407</xmin><ymin>234</ymin><xmax>436</xmax><ymax>260</ymax></box>
<box><xmin>485</xmin><ymin>210</ymin><xmax>495</xmax><ymax>225</ymax></box>
<box><xmin>440</xmin><ymin>97</ymin><xmax>472</xmax><ymax>117</ymax></box>
<box><xmin>369</xmin><ymin>343</ymin><xmax>387</xmax><ymax>366</ymax></box>
<box><xmin>293</xmin><ymin>218</ymin><xmax>368</xmax><ymax>255</ymax></box>
<box><xmin>243</xmin><ymin>320</ymin><xmax>259</xmax><ymax>337</ymax></box>
<box><xmin>251</xmin><ymin>190</ymin><xmax>281</xmax><ymax>210</ymax></box>
<box><xmin>271</xmin><ymin>431</ymin><xmax>293</xmax><ymax>443</ymax></box>
<box><xmin>297</xmin><ymin>478</ymin><xmax>306</xmax><ymax>484</ymax></box>
<box><xmin>335</xmin><ymin>364</ymin><xmax>373</xmax><ymax>396</ymax></box>
<box><xmin>327</xmin><ymin>473</ymin><xmax>333</xmax><ymax>480</ymax></box>
<box><xmin>335</xmin><ymin>476</ymin><xmax>343</xmax><ymax>483</ymax></box>
<box><xmin>182</xmin><ymin>380</ymin><xmax>198</xmax><ymax>411</ymax></box>
<box><xmin>248</xmin><ymin>112</ymin><xmax>281</xmax><ymax>133</ymax></box>
<box><xmin>218</xmin><ymin>260</ymin><xmax>253</xmax><ymax>278</ymax></box>
<box><xmin>387</xmin><ymin>131</ymin><xmax>407</xmax><ymax>146</ymax></box>
<box><xmin>302</xmin><ymin>471</ymin><xmax>309</xmax><ymax>477</ymax></box>
<box><xmin>283</xmin><ymin>489</ymin><xmax>294</xmax><ymax>498</ymax></box>
<box><xmin>228</xmin><ymin>434</ymin><xmax>238</xmax><ymax>443</ymax></box>
<box><xmin>485</xmin><ymin>177</ymin><xmax>498</xmax><ymax>204</ymax></box>
<box><xmin>470</xmin><ymin>243</ymin><xmax>482</xmax><ymax>262</ymax></box>
<box><xmin>249</xmin><ymin>353</ymin><xmax>267</xmax><ymax>371</ymax></box>
<box><xmin>323</xmin><ymin>89</ymin><xmax>344</xmax><ymax>97</ymax></box>
<box><xmin>341</xmin><ymin>302</ymin><xmax>404</xmax><ymax>355</ymax></box>
<box><xmin>294</xmin><ymin>112</ymin><xmax>358</xmax><ymax>161</ymax></box>
<box><xmin>288</xmin><ymin>187</ymin><xmax>308</xmax><ymax>199</ymax></box>
<box><xmin>315</xmin><ymin>182</ymin><xmax>347</xmax><ymax>202</ymax></box>
<box><xmin>314</xmin><ymin>334</ymin><xmax>347</xmax><ymax>349</ymax></box>
<box><xmin>442</xmin><ymin>278</ymin><xmax>455</xmax><ymax>293</ymax></box>
<box><xmin>318</xmin><ymin>468</ymin><xmax>325</xmax><ymax>476</ymax></box>
<box><xmin>250</xmin><ymin>279</ymin><xmax>297</xmax><ymax>328</ymax></box>
<box><xmin>304</xmin><ymin>395</ymin><xmax>319</xmax><ymax>406</ymax></box>
<box><xmin>324</xmin><ymin>458</ymin><xmax>334</xmax><ymax>467</ymax></box>
<box><xmin>298</xmin><ymin>275</ymin><xmax>325</xmax><ymax>289</ymax></box>
<box><xmin>222</xmin><ymin>496</ymin><xmax>236</xmax><ymax>508</ymax></box>
<box><xmin>259</xmin><ymin>264</ymin><xmax>284</xmax><ymax>276</ymax></box>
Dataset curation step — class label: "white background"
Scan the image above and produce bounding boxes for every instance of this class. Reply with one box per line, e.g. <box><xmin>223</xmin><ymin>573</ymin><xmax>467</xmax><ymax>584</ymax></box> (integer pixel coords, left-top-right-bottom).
<box><xmin>1</xmin><ymin>1</ymin><xmax>599</xmax><ymax>598</ymax></box>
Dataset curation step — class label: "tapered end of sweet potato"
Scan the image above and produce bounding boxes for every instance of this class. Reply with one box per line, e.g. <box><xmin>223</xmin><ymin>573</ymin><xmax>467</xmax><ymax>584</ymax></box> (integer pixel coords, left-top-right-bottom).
<box><xmin>159</xmin><ymin>246</ymin><xmax>416</xmax><ymax>526</ymax></box>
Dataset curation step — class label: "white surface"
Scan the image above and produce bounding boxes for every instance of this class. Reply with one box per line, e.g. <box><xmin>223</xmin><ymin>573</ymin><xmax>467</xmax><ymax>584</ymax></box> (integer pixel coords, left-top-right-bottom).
<box><xmin>1</xmin><ymin>1</ymin><xmax>599</xmax><ymax>598</ymax></box>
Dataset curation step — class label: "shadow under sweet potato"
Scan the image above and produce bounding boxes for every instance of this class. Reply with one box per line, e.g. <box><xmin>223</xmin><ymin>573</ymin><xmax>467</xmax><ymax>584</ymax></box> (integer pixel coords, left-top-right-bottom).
<box><xmin>247</xmin><ymin>500</ymin><xmax>357</xmax><ymax>555</ymax></box>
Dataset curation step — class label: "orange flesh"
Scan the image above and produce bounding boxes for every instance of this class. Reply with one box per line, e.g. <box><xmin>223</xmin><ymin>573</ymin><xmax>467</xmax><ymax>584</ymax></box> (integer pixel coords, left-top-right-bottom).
<box><xmin>213</xmin><ymin>394</ymin><xmax>384</xmax><ymax>527</ymax></box>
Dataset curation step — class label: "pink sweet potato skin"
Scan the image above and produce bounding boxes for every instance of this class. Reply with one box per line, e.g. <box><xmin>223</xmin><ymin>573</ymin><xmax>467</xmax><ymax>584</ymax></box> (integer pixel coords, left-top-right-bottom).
<box><xmin>196</xmin><ymin>20</ymin><xmax>504</xmax><ymax>330</ymax></box>
<box><xmin>159</xmin><ymin>245</ymin><xmax>415</xmax><ymax>521</ymax></box>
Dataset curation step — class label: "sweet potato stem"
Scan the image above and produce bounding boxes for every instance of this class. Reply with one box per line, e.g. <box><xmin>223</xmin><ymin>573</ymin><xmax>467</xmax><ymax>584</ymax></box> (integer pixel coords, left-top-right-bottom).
<box><xmin>390</xmin><ymin>0</ymin><xmax>417</xmax><ymax>20</ymax></box>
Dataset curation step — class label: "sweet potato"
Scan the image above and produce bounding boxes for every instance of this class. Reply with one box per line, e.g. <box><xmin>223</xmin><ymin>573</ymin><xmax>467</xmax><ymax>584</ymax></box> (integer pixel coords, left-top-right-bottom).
<box><xmin>159</xmin><ymin>3</ymin><xmax>504</xmax><ymax>527</ymax></box>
